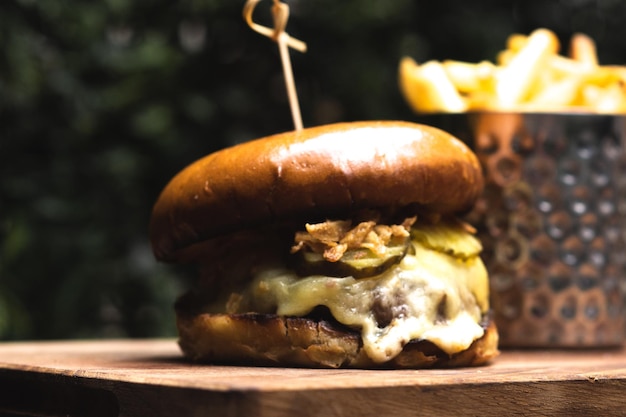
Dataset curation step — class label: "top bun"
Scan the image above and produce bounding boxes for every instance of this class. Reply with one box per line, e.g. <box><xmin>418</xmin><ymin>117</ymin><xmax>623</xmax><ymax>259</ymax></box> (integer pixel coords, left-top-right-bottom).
<box><xmin>150</xmin><ymin>121</ymin><xmax>483</xmax><ymax>261</ymax></box>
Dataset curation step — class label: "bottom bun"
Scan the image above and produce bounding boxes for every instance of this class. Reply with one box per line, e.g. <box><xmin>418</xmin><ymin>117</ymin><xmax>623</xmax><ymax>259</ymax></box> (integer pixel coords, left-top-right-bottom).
<box><xmin>176</xmin><ymin>310</ymin><xmax>499</xmax><ymax>369</ymax></box>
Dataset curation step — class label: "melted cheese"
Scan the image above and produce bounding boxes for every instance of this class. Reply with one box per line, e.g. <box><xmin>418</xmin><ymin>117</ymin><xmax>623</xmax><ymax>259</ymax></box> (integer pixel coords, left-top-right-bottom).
<box><xmin>240</xmin><ymin>238</ymin><xmax>489</xmax><ymax>364</ymax></box>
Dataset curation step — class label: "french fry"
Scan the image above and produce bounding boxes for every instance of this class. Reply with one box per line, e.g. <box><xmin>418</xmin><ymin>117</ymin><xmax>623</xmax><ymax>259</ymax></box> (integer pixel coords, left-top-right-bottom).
<box><xmin>496</xmin><ymin>34</ymin><xmax>527</xmax><ymax>66</ymax></box>
<box><xmin>496</xmin><ymin>49</ymin><xmax>516</xmax><ymax>66</ymax></box>
<box><xmin>525</xmin><ymin>74</ymin><xmax>585</xmax><ymax>110</ymax></box>
<box><xmin>442</xmin><ymin>60</ymin><xmax>497</xmax><ymax>94</ymax></box>
<box><xmin>569</xmin><ymin>33</ymin><xmax>598</xmax><ymax>67</ymax></box>
<box><xmin>398</xmin><ymin>28</ymin><xmax>626</xmax><ymax>114</ymax></box>
<box><xmin>548</xmin><ymin>56</ymin><xmax>626</xmax><ymax>87</ymax></box>
<box><xmin>464</xmin><ymin>90</ymin><xmax>500</xmax><ymax>111</ymax></box>
<box><xmin>585</xmin><ymin>65</ymin><xmax>626</xmax><ymax>87</ymax></box>
<box><xmin>495</xmin><ymin>28</ymin><xmax>560</xmax><ymax>108</ymax></box>
<box><xmin>580</xmin><ymin>84</ymin><xmax>603</xmax><ymax>109</ymax></box>
<box><xmin>506</xmin><ymin>33</ymin><xmax>528</xmax><ymax>53</ymax></box>
<box><xmin>593</xmin><ymin>83</ymin><xmax>626</xmax><ymax>113</ymax></box>
<box><xmin>548</xmin><ymin>54</ymin><xmax>590</xmax><ymax>79</ymax></box>
<box><xmin>398</xmin><ymin>57</ymin><xmax>467</xmax><ymax>113</ymax></box>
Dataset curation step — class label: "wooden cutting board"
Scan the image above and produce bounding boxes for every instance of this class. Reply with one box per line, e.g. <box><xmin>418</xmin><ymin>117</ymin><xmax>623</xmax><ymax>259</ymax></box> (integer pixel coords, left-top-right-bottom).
<box><xmin>0</xmin><ymin>339</ymin><xmax>625</xmax><ymax>417</ymax></box>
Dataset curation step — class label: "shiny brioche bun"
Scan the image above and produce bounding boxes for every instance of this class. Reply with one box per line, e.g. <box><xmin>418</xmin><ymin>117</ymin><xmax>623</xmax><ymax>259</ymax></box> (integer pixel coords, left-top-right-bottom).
<box><xmin>149</xmin><ymin>121</ymin><xmax>484</xmax><ymax>261</ymax></box>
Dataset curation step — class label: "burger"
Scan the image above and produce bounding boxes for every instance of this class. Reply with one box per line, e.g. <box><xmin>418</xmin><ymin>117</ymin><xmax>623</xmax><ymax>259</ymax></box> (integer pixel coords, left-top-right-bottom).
<box><xmin>149</xmin><ymin>120</ymin><xmax>499</xmax><ymax>368</ymax></box>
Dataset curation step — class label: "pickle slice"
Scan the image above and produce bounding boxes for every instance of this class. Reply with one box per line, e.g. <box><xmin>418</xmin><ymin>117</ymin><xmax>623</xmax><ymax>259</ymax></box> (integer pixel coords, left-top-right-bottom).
<box><xmin>293</xmin><ymin>241</ymin><xmax>410</xmax><ymax>279</ymax></box>
<box><xmin>410</xmin><ymin>220</ymin><xmax>482</xmax><ymax>259</ymax></box>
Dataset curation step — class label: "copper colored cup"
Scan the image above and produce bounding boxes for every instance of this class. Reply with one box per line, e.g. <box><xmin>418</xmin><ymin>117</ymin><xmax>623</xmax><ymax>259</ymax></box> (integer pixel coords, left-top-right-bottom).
<box><xmin>420</xmin><ymin>112</ymin><xmax>626</xmax><ymax>348</ymax></box>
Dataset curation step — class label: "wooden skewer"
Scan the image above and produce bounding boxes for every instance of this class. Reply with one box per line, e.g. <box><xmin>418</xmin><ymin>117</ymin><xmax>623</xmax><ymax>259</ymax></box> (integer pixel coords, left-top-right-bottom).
<box><xmin>243</xmin><ymin>0</ymin><xmax>307</xmax><ymax>131</ymax></box>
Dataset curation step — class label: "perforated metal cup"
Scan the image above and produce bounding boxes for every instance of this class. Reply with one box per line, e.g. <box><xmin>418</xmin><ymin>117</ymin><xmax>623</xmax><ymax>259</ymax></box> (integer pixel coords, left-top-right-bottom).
<box><xmin>421</xmin><ymin>112</ymin><xmax>626</xmax><ymax>348</ymax></box>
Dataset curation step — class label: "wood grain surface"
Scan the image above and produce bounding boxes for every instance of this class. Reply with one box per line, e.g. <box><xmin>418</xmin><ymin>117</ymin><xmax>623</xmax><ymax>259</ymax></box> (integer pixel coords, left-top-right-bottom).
<box><xmin>0</xmin><ymin>339</ymin><xmax>625</xmax><ymax>416</ymax></box>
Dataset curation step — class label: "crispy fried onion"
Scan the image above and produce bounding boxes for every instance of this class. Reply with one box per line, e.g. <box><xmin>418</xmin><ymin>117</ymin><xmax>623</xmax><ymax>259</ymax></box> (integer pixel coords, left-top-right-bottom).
<box><xmin>291</xmin><ymin>216</ymin><xmax>417</xmax><ymax>262</ymax></box>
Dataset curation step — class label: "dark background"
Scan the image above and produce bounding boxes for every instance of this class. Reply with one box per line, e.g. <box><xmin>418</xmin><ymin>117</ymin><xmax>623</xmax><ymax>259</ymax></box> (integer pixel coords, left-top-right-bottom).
<box><xmin>2</xmin><ymin>0</ymin><xmax>626</xmax><ymax>340</ymax></box>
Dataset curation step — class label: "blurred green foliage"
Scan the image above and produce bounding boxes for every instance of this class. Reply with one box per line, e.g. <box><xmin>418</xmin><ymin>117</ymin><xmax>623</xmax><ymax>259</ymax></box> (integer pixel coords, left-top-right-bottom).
<box><xmin>1</xmin><ymin>0</ymin><xmax>626</xmax><ymax>340</ymax></box>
